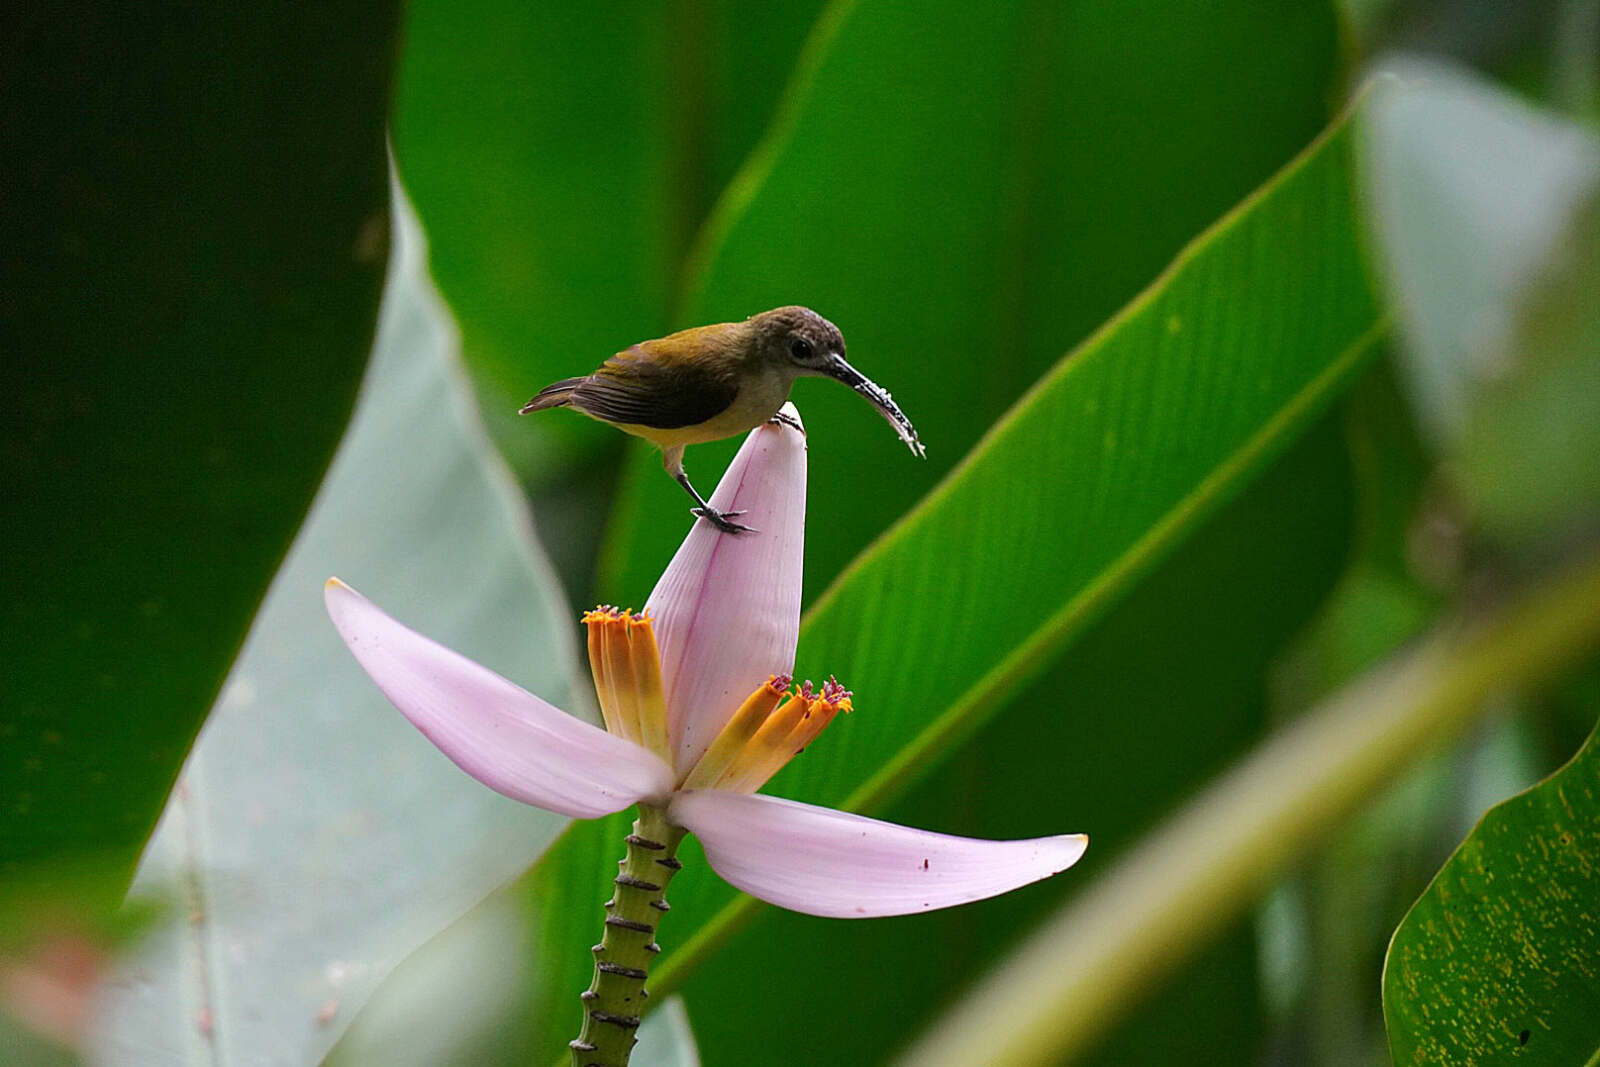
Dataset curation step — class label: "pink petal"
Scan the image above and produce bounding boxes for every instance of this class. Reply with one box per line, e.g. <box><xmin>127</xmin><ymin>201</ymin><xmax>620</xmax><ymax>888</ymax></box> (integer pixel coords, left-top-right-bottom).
<box><xmin>669</xmin><ymin>790</ymin><xmax>1088</xmax><ymax>918</ymax></box>
<box><xmin>325</xmin><ymin>579</ymin><xmax>673</xmax><ymax>818</ymax></box>
<box><xmin>646</xmin><ymin>404</ymin><xmax>807</xmax><ymax>774</ymax></box>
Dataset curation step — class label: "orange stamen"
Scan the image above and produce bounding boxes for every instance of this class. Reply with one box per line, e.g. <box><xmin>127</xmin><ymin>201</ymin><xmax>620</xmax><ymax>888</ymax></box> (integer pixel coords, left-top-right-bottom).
<box><xmin>708</xmin><ymin>676</ymin><xmax>853</xmax><ymax>794</ymax></box>
<box><xmin>785</xmin><ymin>676</ymin><xmax>852</xmax><ymax>756</ymax></box>
<box><xmin>626</xmin><ymin>614</ymin><xmax>669</xmax><ymax>759</ymax></box>
<box><xmin>581</xmin><ymin>607</ymin><xmax>670</xmax><ymax>758</ymax></box>
<box><xmin>679</xmin><ymin>674</ymin><xmax>791</xmax><ymax>790</ymax></box>
<box><xmin>582</xmin><ymin>608</ymin><xmax>628</xmax><ymax>740</ymax></box>
<box><xmin>713</xmin><ymin>689</ymin><xmax>812</xmax><ymax>791</ymax></box>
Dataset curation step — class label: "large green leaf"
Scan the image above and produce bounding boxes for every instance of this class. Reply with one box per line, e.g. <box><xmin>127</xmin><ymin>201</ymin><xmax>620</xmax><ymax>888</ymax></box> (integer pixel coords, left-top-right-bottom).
<box><xmin>518</xmin><ymin>100</ymin><xmax>1385</xmax><ymax>1056</ymax></box>
<box><xmin>600</xmin><ymin>0</ymin><xmax>1339</xmax><ymax>602</ymax></box>
<box><xmin>89</xmin><ymin>188</ymin><xmax>581</xmax><ymax>1065</ymax></box>
<box><xmin>1</xmin><ymin>7</ymin><xmax>399</xmax><ymax>874</ymax></box>
<box><xmin>1384</xmin><ymin>718</ymin><xmax>1600</xmax><ymax>1065</ymax></box>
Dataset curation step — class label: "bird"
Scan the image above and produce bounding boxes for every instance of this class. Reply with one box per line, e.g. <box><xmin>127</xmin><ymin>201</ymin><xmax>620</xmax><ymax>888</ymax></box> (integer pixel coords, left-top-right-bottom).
<box><xmin>519</xmin><ymin>306</ymin><xmax>924</xmax><ymax>533</ymax></box>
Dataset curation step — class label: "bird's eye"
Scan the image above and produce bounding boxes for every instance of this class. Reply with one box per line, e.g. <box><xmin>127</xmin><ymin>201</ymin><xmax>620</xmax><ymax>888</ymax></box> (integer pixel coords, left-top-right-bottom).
<box><xmin>790</xmin><ymin>338</ymin><xmax>813</xmax><ymax>360</ymax></box>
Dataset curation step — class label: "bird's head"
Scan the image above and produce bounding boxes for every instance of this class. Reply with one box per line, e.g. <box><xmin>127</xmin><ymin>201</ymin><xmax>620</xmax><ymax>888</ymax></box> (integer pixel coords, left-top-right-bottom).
<box><xmin>749</xmin><ymin>305</ymin><xmax>846</xmax><ymax>376</ymax></box>
<box><xmin>747</xmin><ymin>305</ymin><xmax>924</xmax><ymax>458</ymax></box>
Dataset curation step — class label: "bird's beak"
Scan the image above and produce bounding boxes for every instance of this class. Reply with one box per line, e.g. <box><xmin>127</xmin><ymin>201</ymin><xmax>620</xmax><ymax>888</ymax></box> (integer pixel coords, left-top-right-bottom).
<box><xmin>823</xmin><ymin>353</ymin><xmax>925</xmax><ymax>458</ymax></box>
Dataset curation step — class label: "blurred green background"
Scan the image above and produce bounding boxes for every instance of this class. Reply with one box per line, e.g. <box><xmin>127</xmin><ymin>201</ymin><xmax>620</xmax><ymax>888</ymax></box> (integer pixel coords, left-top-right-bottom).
<box><xmin>4</xmin><ymin>0</ymin><xmax>1598</xmax><ymax>1064</ymax></box>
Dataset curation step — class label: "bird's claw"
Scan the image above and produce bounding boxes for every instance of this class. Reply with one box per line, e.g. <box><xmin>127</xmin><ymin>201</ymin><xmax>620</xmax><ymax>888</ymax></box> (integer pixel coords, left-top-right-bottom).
<box><xmin>691</xmin><ymin>506</ymin><xmax>754</xmax><ymax>535</ymax></box>
<box><xmin>767</xmin><ymin>411</ymin><xmax>806</xmax><ymax>435</ymax></box>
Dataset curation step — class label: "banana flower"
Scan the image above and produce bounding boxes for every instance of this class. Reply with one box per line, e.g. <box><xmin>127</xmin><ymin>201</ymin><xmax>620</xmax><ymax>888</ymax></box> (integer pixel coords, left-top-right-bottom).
<box><xmin>325</xmin><ymin>404</ymin><xmax>1085</xmax><ymax>1064</ymax></box>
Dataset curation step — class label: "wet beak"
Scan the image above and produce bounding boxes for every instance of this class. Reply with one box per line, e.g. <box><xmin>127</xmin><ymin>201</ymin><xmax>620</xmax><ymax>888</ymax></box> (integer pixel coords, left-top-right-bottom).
<box><xmin>823</xmin><ymin>353</ymin><xmax>925</xmax><ymax>458</ymax></box>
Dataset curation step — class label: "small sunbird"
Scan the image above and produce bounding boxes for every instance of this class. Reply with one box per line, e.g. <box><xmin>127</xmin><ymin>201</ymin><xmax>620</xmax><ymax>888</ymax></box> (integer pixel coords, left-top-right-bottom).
<box><xmin>520</xmin><ymin>306</ymin><xmax>923</xmax><ymax>533</ymax></box>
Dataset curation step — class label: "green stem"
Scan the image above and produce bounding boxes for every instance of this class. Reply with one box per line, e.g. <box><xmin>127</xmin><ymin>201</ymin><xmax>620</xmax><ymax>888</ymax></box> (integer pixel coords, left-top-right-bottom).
<box><xmin>569</xmin><ymin>804</ymin><xmax>686</xmax><ymax>1067</ymax></box>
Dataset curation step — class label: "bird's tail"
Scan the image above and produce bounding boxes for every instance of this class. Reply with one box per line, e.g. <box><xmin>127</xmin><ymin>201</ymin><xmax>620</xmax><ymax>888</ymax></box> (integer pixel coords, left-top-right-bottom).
<box><xmin>518</xmin><ymin>377</ymin><xmax>585</xmax><ymax>415</ymax></box>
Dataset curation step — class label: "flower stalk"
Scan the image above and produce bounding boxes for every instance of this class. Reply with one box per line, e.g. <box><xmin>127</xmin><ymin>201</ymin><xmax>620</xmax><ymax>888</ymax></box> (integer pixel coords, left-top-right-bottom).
<box><xmin>570</xmin><ymin>803</ymin><xmax>687</xmax><ymax>1067</ymax></box>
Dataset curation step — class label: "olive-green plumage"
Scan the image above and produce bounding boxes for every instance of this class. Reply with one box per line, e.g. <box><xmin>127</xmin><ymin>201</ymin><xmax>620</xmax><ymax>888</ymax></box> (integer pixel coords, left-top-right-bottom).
<box><xmin>521</xmin><ymin>306</ymin><xmax>922</xmax><ymax>533</ymax></box>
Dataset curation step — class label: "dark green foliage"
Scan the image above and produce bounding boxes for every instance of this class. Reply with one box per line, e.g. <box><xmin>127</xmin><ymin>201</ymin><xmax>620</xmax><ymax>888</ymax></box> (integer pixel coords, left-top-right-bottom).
<box><xmin>0</xmin><ymin>7</ymin><xmax>400</xmax><ymax>875</ymax></box>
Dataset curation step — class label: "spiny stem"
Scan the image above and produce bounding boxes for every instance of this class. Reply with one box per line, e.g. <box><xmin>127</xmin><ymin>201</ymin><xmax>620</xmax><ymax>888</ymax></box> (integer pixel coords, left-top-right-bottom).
<box><xmin>569</xmin><ymin>804</ymin><xmax>686</xmax><ymax>1067</ymax></box>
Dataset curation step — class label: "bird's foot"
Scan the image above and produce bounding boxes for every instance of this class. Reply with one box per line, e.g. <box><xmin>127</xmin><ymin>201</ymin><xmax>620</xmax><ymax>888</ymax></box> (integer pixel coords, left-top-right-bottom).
<box><xmin>767</xmin><ymin>410</ymin><xmax>806</xmax><ymax>435</ymax></box>
<box><xmin>691</xmin><ymin>505</ymin><xmax>755</xmax><ymax>535</ymax></box>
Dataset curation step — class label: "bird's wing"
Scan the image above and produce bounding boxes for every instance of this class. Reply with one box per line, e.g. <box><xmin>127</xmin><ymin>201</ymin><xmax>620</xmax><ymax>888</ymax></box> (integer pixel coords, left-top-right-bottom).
<box><xmin>570</xmin><ymin>347</ymin><xmax>739</xmax><ymax>429</ymax></box>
